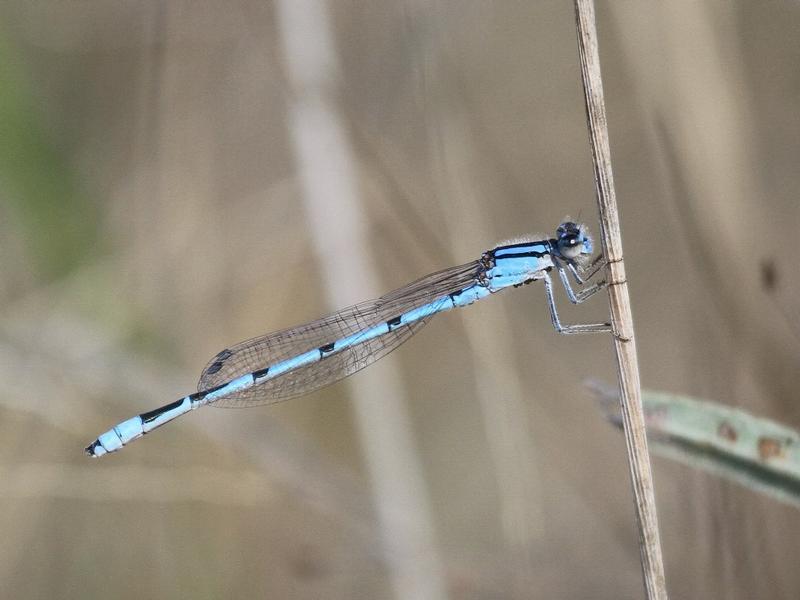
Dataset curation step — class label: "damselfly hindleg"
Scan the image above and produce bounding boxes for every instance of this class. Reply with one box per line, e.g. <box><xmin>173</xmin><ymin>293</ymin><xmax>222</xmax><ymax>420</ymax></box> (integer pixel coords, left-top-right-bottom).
<box><xmin>542</xmin><ymin>272</ymin><xmax>611</xmax><ymax>334</ymax></box>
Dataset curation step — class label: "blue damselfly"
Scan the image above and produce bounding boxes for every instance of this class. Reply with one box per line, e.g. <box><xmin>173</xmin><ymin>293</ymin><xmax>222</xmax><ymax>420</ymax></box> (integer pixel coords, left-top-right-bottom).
<box><xmin>86</xmin><ymin>221</ymin><xmax>610</xmax><ymax>457</ymax></box>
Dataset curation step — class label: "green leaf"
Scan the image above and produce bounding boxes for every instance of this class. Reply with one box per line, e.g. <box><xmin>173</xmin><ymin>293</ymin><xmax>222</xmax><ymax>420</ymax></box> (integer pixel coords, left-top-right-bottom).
<box><xmin>589</xmin><ymin>381</ymin><xmax>800</xmax><ymax>509</ymax></box>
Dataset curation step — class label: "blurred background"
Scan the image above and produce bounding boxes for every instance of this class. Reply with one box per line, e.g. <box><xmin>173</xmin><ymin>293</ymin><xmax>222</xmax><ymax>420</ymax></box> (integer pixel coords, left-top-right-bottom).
<box><xmin>1</xmin><ymin>1</ymin><xmax>799</xmax><ymax>598</ymax></box>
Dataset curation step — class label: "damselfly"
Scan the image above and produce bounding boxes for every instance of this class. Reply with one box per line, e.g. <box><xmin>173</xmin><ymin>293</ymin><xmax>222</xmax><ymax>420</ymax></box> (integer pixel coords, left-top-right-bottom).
<box><xmin>86</xmin><ymin>221</ymin><xmax>611</xmax><ymax>457</ymax></box>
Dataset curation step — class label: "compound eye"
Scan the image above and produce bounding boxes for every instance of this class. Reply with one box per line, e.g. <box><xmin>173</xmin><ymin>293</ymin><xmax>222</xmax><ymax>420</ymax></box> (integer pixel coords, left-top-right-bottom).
<box><xmin>557</xmin><ymin>221</ymin><xmax>579</xmax><ymax>236</ymax></box>
<box><xmin>558</xmin><ymin>234</ymin><xmax>583</xmax><ymax>259</ymax></box>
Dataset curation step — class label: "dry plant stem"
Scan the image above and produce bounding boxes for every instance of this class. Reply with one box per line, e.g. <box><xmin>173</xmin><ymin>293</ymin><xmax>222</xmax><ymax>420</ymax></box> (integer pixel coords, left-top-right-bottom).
<box><xmin>573</xmin><ymin>1</ymin><xmax>669</xmax><ymax>599</ymax></box>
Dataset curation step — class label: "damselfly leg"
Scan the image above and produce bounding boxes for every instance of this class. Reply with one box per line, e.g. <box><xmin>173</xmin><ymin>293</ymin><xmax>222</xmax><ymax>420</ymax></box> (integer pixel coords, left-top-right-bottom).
<box><xmin>556</xmin><ymin>266</ymin><xmax>606</xmax><ymax>304</ymax></box>
<box><xmin>566</xmin><ymin>253</ymin><xmax>606</xmax><ymax>285</ymax></box>
<box><xmin>542</xmin><ymin>272</ymin><xmax>611</xmax><ymax>334</ymax></box>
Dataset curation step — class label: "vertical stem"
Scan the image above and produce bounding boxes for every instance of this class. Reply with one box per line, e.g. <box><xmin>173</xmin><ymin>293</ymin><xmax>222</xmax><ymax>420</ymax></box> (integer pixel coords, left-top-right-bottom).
<box><xmin>573</xmin><ymin>1</ymin><xmax>669</xmax><ymax>598</ymax></box>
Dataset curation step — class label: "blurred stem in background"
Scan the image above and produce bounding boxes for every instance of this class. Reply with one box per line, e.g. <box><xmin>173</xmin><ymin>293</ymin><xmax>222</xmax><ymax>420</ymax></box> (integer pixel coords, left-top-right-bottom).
<box><xmin>0</xmin><ymin>31</ymin><xmax>99</xmax><ymax>283</ymax></box>
<box><xmin>275</xmin><ymin>1</ymin><xmax>449</xmax><ymax>599</ymax></box>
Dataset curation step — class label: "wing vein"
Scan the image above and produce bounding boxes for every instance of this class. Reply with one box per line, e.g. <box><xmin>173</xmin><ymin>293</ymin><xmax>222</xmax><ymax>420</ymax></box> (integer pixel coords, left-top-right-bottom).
<box><xmin>198</xmin><ymin>260</ymin><xmax>484</xmax><ymax>407</ymax></box>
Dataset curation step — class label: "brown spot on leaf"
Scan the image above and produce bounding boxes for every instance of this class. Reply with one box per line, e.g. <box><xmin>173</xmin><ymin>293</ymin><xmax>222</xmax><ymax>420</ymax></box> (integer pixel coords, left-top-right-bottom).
<box><xmin>717</xmin><ymin>421</ymin><xmax>737</xmax><ymax>442</ymax></box>
<box><xmin>757</xmin><ymin>437</ymin><xmax>783</xmax><ymax>461</ymax></box>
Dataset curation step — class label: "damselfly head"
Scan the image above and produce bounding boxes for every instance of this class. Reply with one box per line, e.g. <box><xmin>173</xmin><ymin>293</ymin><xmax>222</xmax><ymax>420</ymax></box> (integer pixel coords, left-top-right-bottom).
<box><xmin>555</xmin><ymin>221</ymin><xmax>592</xmax><ymax>260</ymax></box>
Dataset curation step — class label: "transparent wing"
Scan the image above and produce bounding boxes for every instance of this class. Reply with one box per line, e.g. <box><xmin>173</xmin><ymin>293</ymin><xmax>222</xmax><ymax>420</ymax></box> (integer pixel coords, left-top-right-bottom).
<box><xmin>198</xmin><ymin>260</ymin><xmax>484</xmax><ymax>407</ymax></box>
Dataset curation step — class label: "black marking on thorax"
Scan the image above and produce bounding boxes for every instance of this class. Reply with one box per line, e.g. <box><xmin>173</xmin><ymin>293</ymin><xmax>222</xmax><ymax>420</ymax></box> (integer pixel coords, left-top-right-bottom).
<box><xmin>493</xmin><ymin>249</ymin><xmax>551</xmax><ymax>260</ymax></box>
<box><xmin>490</xmin><ymin>239</ymin><xmax>552</xmax><ymax>261</ymax></box>
<box><xmin>494</xmin><ymin>240</ymin><xmax>547</xmax><ymax>251</ymax></box>
<box><xmin>512</xmin><ymin>278</ymin><xmax>537</xmax><ymax>288</ymax></box>
<box><xmin>449</xmin><ymin>286</ymin><xmax>472</xmax><ymax>300</ymax></box>
<box><xmin>319</xmin><ymin>342</ymin><xmax>335</xmax><ymax>357</ymax></box>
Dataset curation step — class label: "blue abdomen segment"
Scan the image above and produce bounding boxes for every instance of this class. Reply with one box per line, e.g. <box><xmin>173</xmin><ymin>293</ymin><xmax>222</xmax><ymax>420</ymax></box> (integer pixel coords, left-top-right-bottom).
<box><xmin>330</xmin><ymin>294</ymin><xmax>458</xmax><ymax>351</ymax></box>
<box><xmin>86</xmin><ymin>395</ymin><xmax>195</xmax><ymax>457</ymax></box>
<box><xmin>85</xmin><ymin>283</ymin><xmax>495</xmax><ymax>457</ymax></box>
<box><xmin>449</xmin><ymin>285</ymin><xmax>490</xmax><ymax>307</ymax></box>
<box><xmin>202</xmin><ymin>373</ymin><xmax>257</xmax><ymax>402</ymax></box>
<box><xmin>399</xmin><ymin>299</ymin><xmax>450</xmax><ymax>323</ymax></box>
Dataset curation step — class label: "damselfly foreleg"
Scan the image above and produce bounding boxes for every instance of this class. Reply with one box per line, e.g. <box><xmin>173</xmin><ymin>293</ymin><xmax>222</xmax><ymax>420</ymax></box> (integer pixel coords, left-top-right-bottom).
<box><xmin>566</xmin><ymin>253</ymin><xmax>606</xmax><ymax>285</ymax></box>
<box><xmin>556</xmin><ymin>265</ymin><xmax>606</xmax><ymax>304</ymax></box>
